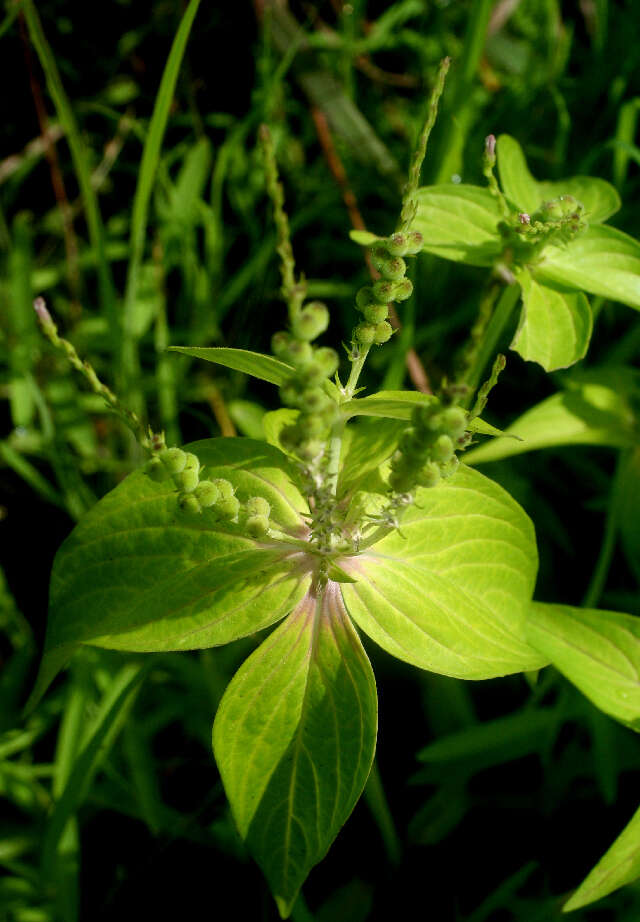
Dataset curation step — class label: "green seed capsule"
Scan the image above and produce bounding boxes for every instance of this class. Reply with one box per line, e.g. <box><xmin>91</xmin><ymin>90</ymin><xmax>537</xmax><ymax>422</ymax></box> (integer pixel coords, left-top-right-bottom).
<box><xmin>215</xmin><ymin>496</ymin><xmax>240</xmax><ymax>521</ymax></box>
<box><xmin>287</xmin><ymin>340</ymin><xmax>314</xmax><ymax>368</ymax></box>
<box><xmin>174</xmin><ymin>468</ymin><xmax>199</xmax><ymax>493</ymax></box>
<box><xmin>298</xmin><ymin>439</ymin><xmax>324</xmax><ymax>461</ymax></box>
<box><xmin>292</xmin><ymin>302</ymin><xmax>330</xmax><ymax>342</ymax></box>
<box><xmin>183</xmin><ymin>453</ymin><xmax>200</xmax><ymax>472</ymax></box>
<box><xmin>301</xmin><ymin>387</ymin><xmax>332</xmax><ymax>413</ymax></box>
<box><xmin>432</xmin><ymin>434</ymin><xmax>454</xmax><ymax>463</ymax></box>
<box><xmin>160</xmin><ymin>447</ymin><xmax>187</xmax><ymax>474</ymax></box>
<box><xmin>246</xmin><ymin>496</ymin><xmax>271</xmax><ymax>517</ymax></box>
<box><xmin>373</xmin><ymin>321</ymin><xmax>393</xmax><ymax>344</ymax></box>
<box><xmin>355</xmin><ymin>286</ymin><xmax>376</xmax><ymax>310</ymax></box>
<box><xmin>363</xmin><ymin>303</ymin><xmax>389</xmax><ymax>324</ymax></box>
<box><xmin>440</xmin><ymin>455</ymin><xmax>459</xmax><ymax>479</ymax></box>
<box><xmin>441</xmin><ymin>406</ymin><xmax>467</xmax><ymax>439</ymax></box>
<box><xmin>194</xmin><ymin>481</ymin><xmax>221</xmax><ymax>508</ymax></box>
<box><xmin>279</xmin><ymin>382</ymin><xmax>303</xmax><ymax>408</ymax></box>
<box><xmin>389</xmin><ymin>470</ymin><xmax>413</xmax><ymax>493</ymax></box>
<box><xmin>310</xmin><ymin>346</ymin><xmax>339</xmax><ymax>379</ymax></box>
<box><xmin>271</xmin><ymin>331</ymin><xmax>293</xmax><ymax>358</ymax></box>
<box><xmin>404</xmin><ymin>231</ymin><xmax>424</xmax><ymax>255</ymax></box>
<box><xmin>211</xmin><ymin>478</ymin><xmax>235</xmax><ymax>500</ymax></box>
<box><xmin>245</xmin><ymin>514</ymin><xmax>270</xmax><ymax>539</ymax></box>
<box><xmin>385</xmin><ymin>233</ymin><xmax>409</xmax><ymax>257</ymax></box>
<box><xmin>372</xmin><ymin>278</ymin><xmax>413</xmax><ymax>303</ymax></box>
<box><xmin>354</xmin><ymin>322</ymin><xmax>377</xmax><ymax>345</ymax></box>
<box><xmin>146</xmin><ymin>456</ymin><xmax>169</xmax><ymax>482</ymax></box>
<box><xmin>399</xmin><ymin>428</ymin><xmax>425</xmax><ymax>457</ymax></box>
<box><xmin>179</xmin><ymin>494</ymin><xmax>201</xmax><ymax>514</ymax></box>
<box><xmin>380</xmin><ymin>255</ymin><xmax>406</xmax><ymax>281</ymax></box>
<box><xmin>417</xmin><ymin>461</ymin><xmax>441</xmax><ymax>488</ymax></box>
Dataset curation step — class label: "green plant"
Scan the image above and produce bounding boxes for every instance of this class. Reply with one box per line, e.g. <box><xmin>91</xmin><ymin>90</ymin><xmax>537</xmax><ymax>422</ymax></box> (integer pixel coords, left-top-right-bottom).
<box><xmin>22</xmin><ymin>45</ymin><xmax>640</xmax><ymax>922</ymax></box>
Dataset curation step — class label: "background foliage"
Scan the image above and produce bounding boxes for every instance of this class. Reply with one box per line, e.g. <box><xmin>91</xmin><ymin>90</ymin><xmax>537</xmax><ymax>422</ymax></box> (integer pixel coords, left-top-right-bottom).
<box><xmin>1</xmin><ymin>0</ymin><xmax>639</xmax><ymax>918</ymax></box>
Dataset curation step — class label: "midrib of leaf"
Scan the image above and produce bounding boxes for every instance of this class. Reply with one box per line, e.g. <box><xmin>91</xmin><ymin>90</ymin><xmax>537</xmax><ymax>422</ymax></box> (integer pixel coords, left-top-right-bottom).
<box><xmin>529</xmin><ymin>615</ymin><xmax>640</xmax><ymax>683</ymax></box>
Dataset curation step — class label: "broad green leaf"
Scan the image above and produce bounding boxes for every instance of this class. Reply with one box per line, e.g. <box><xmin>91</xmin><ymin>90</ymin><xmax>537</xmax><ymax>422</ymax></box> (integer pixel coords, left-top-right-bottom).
<box><xmin>536</xmin><ymin>224</ymin><xmax>640</xmax><ymax>310</ymax></box>
<box><xmin>618</xmin><ymin>448</ymin><xmax>640</xmax><ymax>583</ymax></box>
<box><xmin>526</xmin><ymin>602</ymin><xmax>640</xmax><ymax>731</ymax></box>
<box><xmin>465</xmin><ymin>370</ymin><xmax>637</xmax><ymax>464</ymax></box>
<box><xmin>341</xmin><ymin>465</ymin><xmax>545</xmax><ymax>679</ymax></box>
<box><xmin>169</xmin><ymin>346</ymin><xmax>294</xmax><ymax>385</ymax></box>
<box><xmin>31</xmin><ymin>439</ymin><xmax>311</xmax><ymax>705</ymax></box>
<box><xmin>512</xmin><ymin>270</ymin><xmax>592</xmax><ymax>371</ymax></box>
<box><xmin>413</xmin><ymin>185</ymin><xmax>503</xmax><ymax>266</ymax></box>
<box><xmin>213</xmin><ymin>583</ymin><xmax>377</xmax><ymax>917</ymax></box>
<box><xmin>496</xmin><ymin>134</ymin><xmax>541</xmax><ymax>214</ymax></box>
<box><xmin>563</xmin><ymin>801</ymin><xmax>640</xmax><ymax>911</ymax></box>
<box><xmin>537</xmin><ymin>175</ymin><xmax>620</xmax><ymax>223</ymax></box>
<box><xmin>349</xmin><ymin>229</ymin><xmax>381</xmax><ymax>246</ymax></box>
<box><xmin>342</xmin><ymin>390</ymin><xmax>438</xmax><ymax>421</ymax></box>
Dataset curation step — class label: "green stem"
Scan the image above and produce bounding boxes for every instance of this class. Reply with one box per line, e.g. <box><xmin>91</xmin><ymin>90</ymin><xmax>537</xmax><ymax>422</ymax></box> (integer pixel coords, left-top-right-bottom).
<box><xmin>363</xmin><ymin>758</ymin><xmax>402</xmax><ymax>866</ymax></box>
<box><xmin>463</xmin><ymin>282</ymin><xmax>520</xmax><ymax>404</ymax></box>
<box><xmin>582</xmin><ymin>451</ymin><xmax>628</xmax><ymax>608</ymax></box>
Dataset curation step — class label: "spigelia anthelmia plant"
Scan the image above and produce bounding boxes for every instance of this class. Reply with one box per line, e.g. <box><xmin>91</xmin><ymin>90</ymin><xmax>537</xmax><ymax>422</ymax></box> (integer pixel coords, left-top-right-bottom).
<box><xmin>29</xmin><ymin>56</ymin><xmax>640</xmax><ymax>917</ymax></box>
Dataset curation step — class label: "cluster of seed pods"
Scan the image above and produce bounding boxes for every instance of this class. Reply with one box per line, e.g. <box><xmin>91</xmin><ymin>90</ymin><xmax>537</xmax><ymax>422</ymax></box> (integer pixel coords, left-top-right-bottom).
<box><xmin>145</xmin><ymin>448</ymin><xmax>272</xmax><ymax>538</ymax></box>
<box><xmin>272</xmin><ymin>302</ymin><xmax>341</xmax><ymax>462</ymax></box>
<box><xmin>388</xmin><ymin>399</ymin><xmax>470</xmax><ymax>494</ymax></box>
<box><xmin>353</xmin><ymin>231</ymin><xmax>423</xmax><ymax>346</ymax></box>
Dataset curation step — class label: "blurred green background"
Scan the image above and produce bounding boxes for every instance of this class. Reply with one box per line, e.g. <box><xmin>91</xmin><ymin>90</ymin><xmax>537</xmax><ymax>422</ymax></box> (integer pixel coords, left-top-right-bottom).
<box><xmin>1</xmin><ymin>1</ymin><xmax>639</xmax><ymax>919</ymax></box>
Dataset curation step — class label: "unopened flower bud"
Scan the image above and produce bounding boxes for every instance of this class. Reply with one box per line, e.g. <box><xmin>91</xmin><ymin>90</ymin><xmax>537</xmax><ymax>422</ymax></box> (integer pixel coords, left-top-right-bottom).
<box><xmin>389</xmin><ymin>470</ymin><xmax>413</xmax><ymax>493</ymax></box>
<box><xmin>279</xmin><ymin>382</ymin><xmax>303</xmax><ymax>408</ymax></box>
<box><xmin>287</xmin><ymin>340</ymin><xmax>314</xmax><ymax>368</ymax></box>
<box><xmin>372</xmin><ymin>278</ymin><xmax>413</xmax><ymax>303</ymax></box>
<box><xmin>297</xmin><ymin>439</ymin><xmax>324</xmax><ymax>461</ymax></box>
<box><xmin>292</xmin><ymin>302</ymin><xmax>330</xmax><ymax>342</ymax></box>
<box><xmin>417</xmin><ymin>461</ymin><xmax>441</xmax><ymax>488</ymax></box>
<box><xmin>404</xmin><ymin>231</ymin><xmax>424</xmax><ymax>255</ymax></box>
<box><xmin>355</xmin><ymin>286</ymin><xmax>376</xmax><ymax>310</ymax></box>
<box><xmin>211</xmin><ymin>478</ymin><xmax>235</xmax><ymax>500</ymax></box>
<box><xmin>385</xmin><ymin>233</ymin><xmax>409</xmax><ymax>257</ymax></box>
<box><xmin>194</xmin><ymin>481</ymin><xmax>221</xmax><ymax>508</ymax></box>
<box><xmin>363</xmin><ymin>303</ymin><xmax>389</xmax><ymax>323</ymax></box>
<box><xmin>373</xmin><ymin>321</ymin><xmax>393</xmax><ymax>344</ymax></box>
<box><xmin>174</xmin><ymin>467</ymin><xmax>199</xmax><ymax>493</ymax></box>
<box><xmin>485</xmin><ymin>134</ymin><xmax>496</xmax><ymax>159</ymax></box>
<box><xmin>301</xmin><ymin>387</ymin><xmax>332</xmax><ymax>413</ymax></box>
<box><xmin>272</xmin><ymin>331</ymin><xmax>293</xmax><ymax>359</ymax></box>
<box><xmin>354</xmin><ymin>322</ymin><xmax>377</xmax><ymax>345</ymax></box>
<box><xmin>179</xmin><ymin>494</ymin><xmax>201</xmax><ymax>514</ymax></box>
<box><xmin>311</xmin><ymin>347</ymin><xmax>339</xmax><ymax>379</ymax></box>
<box><xmin>146</xmin><ymin>456</ymin><xmax>169</xmax><ymax>482</ymax></box>
<box><xmin>370</xmin><ymin>245</ymin><xmax>406</xmax><ymax>280</ymax></box>
<box><xmin>160</xmin><ymin>447</ymin><xmax>187</xmax><ymax>474</ymax></box>
<box><xmin>215</xmin><ymin>496</ymin><xmax>240</xmax><ymax>521</ymax></box>
<box><xmin>441</xmin><ymin>406</ymin><xmax>467</xmax><ymax>439</ymax></box>
<box><xmin>245</xmin><ymin>514</ymin><xmax>270</xmax><ymax>539</ymax></box>
<box><xmin>246</xmin><ymin>496</ymin><xmax>271</xmax><ymax>517</ymax></box>
<box><xmin>440</xmin><ymin>455</ymin><xmax>459</xmax><ymax>479</ymax></box>
<box><xmin>432</xmin><ymin>434</ymin><xmax>454</xmax><ymax>463</ymax></box>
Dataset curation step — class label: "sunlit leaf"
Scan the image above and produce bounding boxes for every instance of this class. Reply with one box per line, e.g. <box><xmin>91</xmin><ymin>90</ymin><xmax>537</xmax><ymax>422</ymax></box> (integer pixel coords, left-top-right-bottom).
<box><xmin>413</xmin><ymin>185</ymin><xmax>503</xmax><ymax>266</ymax></box>
<box><xmin>526</xmin><ymin>602</ymin><xmax>640</xmax><ymax>731</ymax></box>
<box><xmin>537</xmin><ymin>224</ymin><xmax>640</xmax><ymax>310</ymax></box>
<box><xmin>213</xmin><ymin>584</ymin><xmax>377</xmax><ymax>918</ymax></box>
<box><xmin>30</xmin><ymin>439</ymin><xmax>311</xmax><ymax>706</ymax></box>
<box><xmin>342</xmin><ymin>390</ymin><xmax>438</xmax><ymax>421</ymax></box>
<box><xmin>512</xmin><ymin>270</ymin><xmax>592</xmax><ymax>371</ymax></box>
<box><xmin>349</xmin><ymin>229</ymin><xmax>381</xmax><ymax>246</ymax></box>
<box><xmin>496</xmin><ymin>134</ymin><xmax>541</xmax><ymax>214</ymax></box>
<box><xmin>169</xmin><ymin>346</ymin><xmax>294</xmax><ymax>385</ymax></box>
<box><xmin>341</xmin><ymin>465</ymin><xmax>544</xmax><ymax>679</ymax></box>
<box><xmin>564</xmin><ymin>801</ymin><xmax>640</xmax><ymax>911</ymax></box>
<box><xmin>464</xmin><ymin>369</ymin><xmax>638</xmax><ymax>464</ymax></box>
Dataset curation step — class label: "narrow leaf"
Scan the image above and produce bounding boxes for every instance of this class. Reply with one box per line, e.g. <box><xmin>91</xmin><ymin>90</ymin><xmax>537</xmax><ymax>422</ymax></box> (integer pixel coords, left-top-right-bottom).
<box><xmin>413</xmin><ymin>185</ymin><xmax>503</xmax><ymax>266</ymax></box>
<box><xmin>349</xmin><ymin>230</ymin><xmax>381</xmax><ymax>246</ymax></box>
<box><xmin>213</xmin><ymin>583</ymin><xmax>377</xmax><ymax>917</ymax></box>
<box><xmin>526</xmin><ymin>602</ymin><xmax>640</xmax><ymax>730</ymax></box>
<box><xmin>169</xmin><ymin>346</ymin><xmax>293</xmax><ymax>385</ymax></box>
<box><xmin>465</xmin><ymin>369</ymin><xmax>637</xmax><ymax>465</ymax></box>
<box><xmin>342</xmin><ymin>390</ymin><xmax>439</xmax><ymax>421</ymax></box>
<box><xmin>564</xmin><ymin>801</ymin><xmax>640</xmax><ymax>911</ymax></box>
<box><xmin>537</xmin><ymin>224</ymin><xmax>640</xmax><ymax>310</ymax></box>
<box><xmin>341</xmin><ymin>465</ymin><xmax>545</xmax><ymax>679</ymax></box>
<box><xmin>512</xmin><ymin>271</ymin><xmax>592</xmax><ymax>371</ymax></box>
